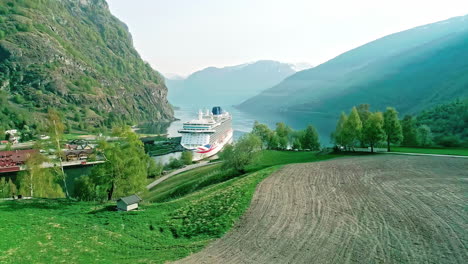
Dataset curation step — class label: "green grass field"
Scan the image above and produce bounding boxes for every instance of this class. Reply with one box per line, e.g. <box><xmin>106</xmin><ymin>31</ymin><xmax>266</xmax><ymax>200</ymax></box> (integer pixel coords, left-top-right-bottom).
<box><xmin>391</xmin><ymin>147</ymin><xmax>468</xmax><ymax>156</ymax></box>
<box><xmin>0</xmin><ymin>151</ymin><xmax>341</xmax><ymax>263</ymax></box>
<box><xmin>0</xmin><ymin>167</ymin><xmax>278</xmax><ymax>263</ymax></box>
<box><xmin>145</xmin><ymin>151</ymin><xmax>340</xmax><ymax>203</ymax></box>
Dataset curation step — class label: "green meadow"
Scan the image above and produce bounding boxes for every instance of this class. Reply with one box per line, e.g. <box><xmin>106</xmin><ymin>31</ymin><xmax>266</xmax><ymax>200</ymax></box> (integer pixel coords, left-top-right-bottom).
<box><xmin>0</xmin><ymin>151</ymin><xmax>340</xmax><ymax>263</ymax></box>
<box><xmin>391</xmin><ymin>147</ymin><xmax>468</xmax><ymax>156</ymax></box>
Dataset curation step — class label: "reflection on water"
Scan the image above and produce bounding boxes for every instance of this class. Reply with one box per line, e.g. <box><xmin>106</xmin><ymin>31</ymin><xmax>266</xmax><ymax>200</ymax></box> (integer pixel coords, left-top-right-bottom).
<box><xmin>136</xmin><ymin>121</ymin><xmax>171</xmax><ymax>135</ymax></box>
<box><xmin>152</xmin><ymin>152</ymin><xmax>182</xmax><ymax>165</ymax></box>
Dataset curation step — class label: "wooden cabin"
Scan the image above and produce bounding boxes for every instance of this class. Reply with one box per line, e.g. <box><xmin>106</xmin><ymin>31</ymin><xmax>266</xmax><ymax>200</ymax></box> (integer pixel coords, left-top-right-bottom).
<box><xmin>117</xmin><ymin>194</ymin><xmax>142</xmax><ymax>211</ymax></box>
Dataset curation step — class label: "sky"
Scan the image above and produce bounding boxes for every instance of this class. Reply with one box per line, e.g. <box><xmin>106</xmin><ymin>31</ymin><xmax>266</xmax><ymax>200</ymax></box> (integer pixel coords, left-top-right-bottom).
<box><xmin>107</xmin><ymin>0</ymin><xmax>468</xmax><ymax>77</ymax></box>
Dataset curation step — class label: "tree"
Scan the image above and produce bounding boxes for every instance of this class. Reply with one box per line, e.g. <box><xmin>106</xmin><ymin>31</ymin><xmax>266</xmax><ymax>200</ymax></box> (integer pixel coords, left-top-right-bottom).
<box><xmin>342</xmin><ymin>107</ymin><xmax>362</xmax><ymax>150</ymax></box>
<box><xmin>401</xmin><ymin>115</ymin><xmax>418</xmax><ymax>146</ymax></box>
<box><xmin>383</xmin><ymin>107</ymin><xmax>403</xmax><ymax>151</ymax></box>
<box><xmin>220</xmin><ymin>133</ymin><xmax>262</xmax><ymax>173</ymax></box>
<box><xmin>357</xmin><ymin>104</ymin><xmax>371</xmax><ymax>147</ymax></box>
<box><xmin>0</xmin><ymin>178</ymin><xmax>17</xmax><ymax>198</ymax></box>
<box><xmin>276</xmin><ymin>122</ymin><xmax>290</xmax><ymax>150</ymax></box>
<box><xmin>181</xmin><ymin>151</ymin><xmax>193</xmax><ymax>165</ymax></box>
<box><xmin>362</xmin><ymin>112</ymin><xmax>386</xmax><ymax>153</ymax></box>
<box><xmin>275</xmin><ymin>122</ymin><xmax>290</xmax><ymax>138</ymax></box>
<box><xmin>18</xmin><ymin>152</ymin><xmax>64</xmax><ymax>198</ymax></box>
<box><xmin>356</xmin><ymin>104</ymin><xmax>371</xmax><ymax>124</ymax></box>
<box><xmin>147</xmin><ymin>158</ymin><xmax>163</xmax><ymax>178</ymax></box>
<box><xmin>292</xmin><ymin>138</ymin><xmax>302</xmax><ymax>150</ymax></box>
<box><xmin>278</xmin><ymin>136</ymin><xmax>288</xmax><ymax>150</ymax></box>
<box><xmin>252</xmin><ymin>121</ymin><xmax>272</xmax><ymax>149</ymax></box>
<box><xmin>267</xmin><ymin>133</ymin><xmax>280</xmax><ymax>150</ymax></box>
<box><xmin>417</xmin><ymin>125</ymin><xmax>433</xmax><ymax>147</ymax></box>
<box><xmin>46</xmin><ymin>109</ymin><xmax>69</xmax><ymax>197</ymax></box>
<box><xmin>301</xmin><ymin>125</ymin><xmax>320</xmax><ymax>150</ymax></box>
<box><xmin>86</xmin><ymin>126</ymin><xmax>149</xmax><ymax>200</ymax></box>
<box><xmin>332</xmin><ymin>112</ymin><xmax>347</xmax><ymax>147</ymax></box>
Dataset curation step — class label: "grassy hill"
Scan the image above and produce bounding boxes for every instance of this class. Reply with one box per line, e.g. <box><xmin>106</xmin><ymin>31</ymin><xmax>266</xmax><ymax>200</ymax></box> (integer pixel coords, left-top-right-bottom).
<box><xmin>0</xmin><ymin>151</ymin><xmax>339</xmax><ymax>263</ymax></box>
<box><xmin>238</xmin><ymin>15</ymin><xmax>468</xmax><ymax>138</ymax></box>
<box><xmin>166</xmin><ymin>60</ymin><xmax>297</xmax><ymax>107</ymax></box>
<box><xmin>0</xmin><ymin>0</ymin><xmax>173</xmax><ymax>134</ymax></box>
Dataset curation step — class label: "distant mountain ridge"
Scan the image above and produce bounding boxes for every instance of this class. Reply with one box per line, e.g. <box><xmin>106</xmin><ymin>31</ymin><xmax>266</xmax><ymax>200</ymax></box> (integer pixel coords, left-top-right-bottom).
<box><xmin>166</xmin><ymin>60</ymin><xmax>309</xmax><ymax>107</ymax></box>
<box><xmin>239</xmin><ymin>15</ymin><xmax>468</xmax><ymax>120</ymax></box>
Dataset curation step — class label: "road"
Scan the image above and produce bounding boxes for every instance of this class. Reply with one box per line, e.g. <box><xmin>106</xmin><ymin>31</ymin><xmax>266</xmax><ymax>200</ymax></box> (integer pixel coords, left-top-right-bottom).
<box><xmin>146</xmin><ymin>161</ymin><xmax>220</xmax><ymax>190</ymax></box>
<box><xmin>386</xmin><ymin>151</ymin><xmax>468</xmax><ymax>158</ymax></box>
<box><xmin>176</xmin><ymin>155</ymin><xmax>468</xmax><ymax>264</ymax></box>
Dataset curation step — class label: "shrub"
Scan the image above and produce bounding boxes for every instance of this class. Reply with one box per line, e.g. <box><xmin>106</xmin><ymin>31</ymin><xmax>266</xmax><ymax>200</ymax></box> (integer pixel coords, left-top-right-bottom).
<box><xmin>16</xmin><ymin>23</ymin><xmax>33</xmax><ymax>32</ymax></box>
<box><xmin>436</xmin><ymin>135</ymin><xmax>461</xmax><ymax>147</ymax></box>
<box><xmin>181</xmin><ymin>151</ymin><xmax>193</xmax><ymax>165</ymax></box>
<box><xmin>165</xmin><ymin>157</ymin><xmax>184</xmax><ymax>170</ymax></box>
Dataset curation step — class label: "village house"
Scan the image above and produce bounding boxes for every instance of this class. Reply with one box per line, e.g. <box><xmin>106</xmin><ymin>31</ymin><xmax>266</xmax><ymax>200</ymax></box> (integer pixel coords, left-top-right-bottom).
<box><xmin>117</xmin><ymin>194</ymin><xmax>142</xmax><ymax>211</ymax></box>
<box><xmin>5</xmin><ymin>130</ymin><xmax>20</xmax><ymax>144</ymax></box>
<box><xmin>65</xmin><ymin>139</ymin><xmax>95</xmax><ymax>151</ymax></box>
<box><xmin>0</xmin><ymin>149</ymin><xmax>38</xmax><ymax>173</ymax></box>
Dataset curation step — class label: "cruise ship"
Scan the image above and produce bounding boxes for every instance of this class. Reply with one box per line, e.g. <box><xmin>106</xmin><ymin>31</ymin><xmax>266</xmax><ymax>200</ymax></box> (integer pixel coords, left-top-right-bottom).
<box><xmin>179</xmin><ymin>106</ymin><xmax>233</xmax><ymax>161</ymax></box>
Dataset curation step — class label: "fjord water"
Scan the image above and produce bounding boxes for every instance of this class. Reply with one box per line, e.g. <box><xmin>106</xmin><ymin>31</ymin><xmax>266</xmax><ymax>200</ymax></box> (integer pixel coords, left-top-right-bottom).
<box><xmin>139</xmin><ymin>106</ymin><xmax>335</xmax><ymax>145</ymax></box>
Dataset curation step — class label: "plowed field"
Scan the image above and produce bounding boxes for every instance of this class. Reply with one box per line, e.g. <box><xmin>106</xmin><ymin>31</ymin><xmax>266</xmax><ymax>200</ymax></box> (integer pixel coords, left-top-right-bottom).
<box><xmin>177</xmin><ymin>155</ymin><xmax>468</xmax><ymax>263</ymax></box>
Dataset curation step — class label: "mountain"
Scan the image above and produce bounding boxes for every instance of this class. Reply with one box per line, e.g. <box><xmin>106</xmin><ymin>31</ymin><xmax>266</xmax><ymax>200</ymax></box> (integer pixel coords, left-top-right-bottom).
<box><xmin>239</xmin><ymin>15</ymin><xmax>468</xmax><ymax>135</ymax></box>
<box><xmin>166</xmin><ymin>60</ymin><xmax>300</xmax><ymax>107</ymax></box>
<box><xmin>0</xmin><ymin>0</ymin><xmax>173</xmax><ymax>132</ymax></box>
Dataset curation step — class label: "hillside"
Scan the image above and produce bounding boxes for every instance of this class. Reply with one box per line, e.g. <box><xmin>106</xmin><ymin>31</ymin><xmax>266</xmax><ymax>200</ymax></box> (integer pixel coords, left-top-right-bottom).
<box><xmin>166</xmin><ymin>60</ymin><xmax>302</xmax><ymax>107</ymax></box>
<box><xmin>0</xmin><ymin>0</ymin><xmax>173</xmax><ymax>133</ymax></box>
<box><xmin>415</xmin><ymin>99</ymin><xmax>468</xmax><ymax>146</ymax></box>
<box><xmin>239</xmin><ymin>15</ymin><xmax>468</xmax><ymax>131</ymax></box>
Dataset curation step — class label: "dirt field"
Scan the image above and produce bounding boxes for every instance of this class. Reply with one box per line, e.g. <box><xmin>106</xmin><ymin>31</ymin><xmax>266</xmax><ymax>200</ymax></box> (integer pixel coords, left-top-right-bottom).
<box><xmin>176</xmin><ymin>155</ymin><xmax>468</xmax><ymax>263</ymax></box>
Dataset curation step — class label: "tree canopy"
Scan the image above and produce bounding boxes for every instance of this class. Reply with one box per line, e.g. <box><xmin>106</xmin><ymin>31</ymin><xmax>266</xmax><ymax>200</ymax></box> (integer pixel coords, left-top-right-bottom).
<box><xmin>383</xmin><ymin>107</ymin><xmax>403</xmax><ymax>151</ymax></box>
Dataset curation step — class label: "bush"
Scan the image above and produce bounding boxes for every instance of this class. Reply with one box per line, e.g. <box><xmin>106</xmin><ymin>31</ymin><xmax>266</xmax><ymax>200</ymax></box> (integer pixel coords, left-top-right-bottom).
<box><xmin>16</xmin><ymin>23</ymin><xmax>32</xmax><ymax>32</ymax></box>
<box><xmin>165</xmin><ymin>157</ymin><xmax>184</xmax><ymax>170</ymax></box>
<box><xmin>147</xmin><ymin>158</ymin><xmax>163</xmax><ymax>178</ymax></box>
<box><xmin>436</xmin><ymin>135</ymin><xmax>461</xmax><ymax>147</ymax></box>
<box><xmin>181</xmin><ymin>151</ymin><xmax>193</xmax><ymax>165</ymax></box>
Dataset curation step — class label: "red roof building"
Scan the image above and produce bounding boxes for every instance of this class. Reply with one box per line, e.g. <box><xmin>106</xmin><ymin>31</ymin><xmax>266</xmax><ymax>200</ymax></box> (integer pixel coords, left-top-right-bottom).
<box><xmin>0</xmin><ymin>149</ymin><xmax>38</xmax><ymax>173</ymax></box>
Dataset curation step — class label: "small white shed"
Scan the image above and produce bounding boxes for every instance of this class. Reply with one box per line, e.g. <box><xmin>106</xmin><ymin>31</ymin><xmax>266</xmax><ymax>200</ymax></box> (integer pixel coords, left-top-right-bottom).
<box><xmin>117</xmin><ymin>194</ymin><xmax>142</xmax><ymax>211</ymax></box>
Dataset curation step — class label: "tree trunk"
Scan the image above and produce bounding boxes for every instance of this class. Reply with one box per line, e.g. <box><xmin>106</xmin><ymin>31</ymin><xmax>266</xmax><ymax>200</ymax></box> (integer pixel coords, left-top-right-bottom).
<box><xmin>29</xmin><ymin>171</ymin><xmax>33</xmax><ymax>197</ymax></box>
<box><xmin>54</xmin><ymin>120</ymin><xmax>69</xmax><ymax>198</ymax></box>
<box><xmin>371</xmin><ymin>143</ymin><xmax>374</xmax><ymax>153</ymax></box>
<box><xmin>387</xmin><ymin>135</ymin><xmax>391</xmax><ymax>152</ymax></box>
<box><xmin>108</xmin><ymin>182</ymin><xmax>115</xmax><ymax>201</ymax></box>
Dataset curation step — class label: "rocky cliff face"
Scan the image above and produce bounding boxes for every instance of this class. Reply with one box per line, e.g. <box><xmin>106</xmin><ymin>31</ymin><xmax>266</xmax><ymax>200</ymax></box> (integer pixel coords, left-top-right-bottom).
<box><xmin>0</xmin><ymin>0</ymin><xmax>173</xmax><ymax>130</ymax></box>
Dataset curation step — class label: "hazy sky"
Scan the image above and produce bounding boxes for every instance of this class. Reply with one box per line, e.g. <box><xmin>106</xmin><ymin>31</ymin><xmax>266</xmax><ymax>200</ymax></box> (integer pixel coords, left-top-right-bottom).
<box><xmin>107</xmin><ymin>0</ymin><xmax>468</xmax><ymax>76</ymax></box>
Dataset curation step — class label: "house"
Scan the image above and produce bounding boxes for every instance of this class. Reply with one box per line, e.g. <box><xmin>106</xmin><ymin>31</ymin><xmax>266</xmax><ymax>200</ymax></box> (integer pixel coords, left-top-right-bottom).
<box><xmin>0</xmin><ymin>149</ymin><xmax>38</xmax><ymax>173</ymax></box>
<box><xmin>5</xmin><ymin>130</ymin><xmax>20</xmax><ymax>144</ymax></box>
<box><xmin>117</xmin><ymin>194</ymin><xmax>142</xmax><ymax>211</ymax></box>
<box><xmin>64</xmin><ymin>149</ymin><xmax>93</xmax><ymax>161</ymax></box>
<box><xmin>66</xmin><ymin>140</ymin><xmax>95</xmax><ymax>150</ymax></box>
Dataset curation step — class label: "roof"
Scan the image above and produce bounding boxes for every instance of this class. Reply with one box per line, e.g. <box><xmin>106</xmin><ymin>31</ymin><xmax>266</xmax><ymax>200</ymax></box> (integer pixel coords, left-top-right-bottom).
<box><xmin>117</xmin><ymin>194</ymin><xmax>142</xmax><ymax>205</ymax></box>
<box><xmin>0</xmin><ymin>149</ymin><xmax>38</xmax><ymax>163</ymax></box>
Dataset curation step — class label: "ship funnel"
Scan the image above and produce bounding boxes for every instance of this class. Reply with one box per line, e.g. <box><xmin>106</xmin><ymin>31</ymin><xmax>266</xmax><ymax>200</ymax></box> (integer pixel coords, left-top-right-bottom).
<box><xmin>212</xmin><ymin>106</ymin><xmax>223</xmax><ymax>115</ymax></box>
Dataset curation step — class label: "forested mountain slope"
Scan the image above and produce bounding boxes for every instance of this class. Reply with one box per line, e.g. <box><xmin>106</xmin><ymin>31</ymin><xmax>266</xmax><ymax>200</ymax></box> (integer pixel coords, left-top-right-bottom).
<box><xmin>239</xmin><ymin>15</ymin><xmax>468</xmax><ymax>119</ymax></box>
<box><xmin>0</xmin><ymin>0</ymin><xmax>173</xmax><ymax>133</ymax></box>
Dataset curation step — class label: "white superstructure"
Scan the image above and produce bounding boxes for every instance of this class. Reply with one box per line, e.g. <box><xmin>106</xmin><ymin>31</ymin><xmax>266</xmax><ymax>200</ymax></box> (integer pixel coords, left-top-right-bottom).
<box><xmin>179</xmin><ymin>107</ymin><xmax>233</xmax><ymax>161</ymax></box>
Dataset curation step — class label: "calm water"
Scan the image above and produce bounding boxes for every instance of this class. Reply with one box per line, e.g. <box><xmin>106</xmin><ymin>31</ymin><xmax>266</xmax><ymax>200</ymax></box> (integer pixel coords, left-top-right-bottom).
<box><xmin>139</xmin><ymin>105</ymin><xmax>337</xmax><ymax>165</ymax></box>
<box><xmin>139</xmin><ymin>106</ymin><xmax>260</xmax><ymax>139</ymax></box>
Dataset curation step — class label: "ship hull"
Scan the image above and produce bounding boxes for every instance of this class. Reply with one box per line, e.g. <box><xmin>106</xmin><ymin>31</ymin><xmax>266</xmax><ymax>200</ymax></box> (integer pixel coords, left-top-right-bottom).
<box><xmin>191</xmin><ymin>129</ymin><xmax>233</xmax><ymax>161</ymax></box>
